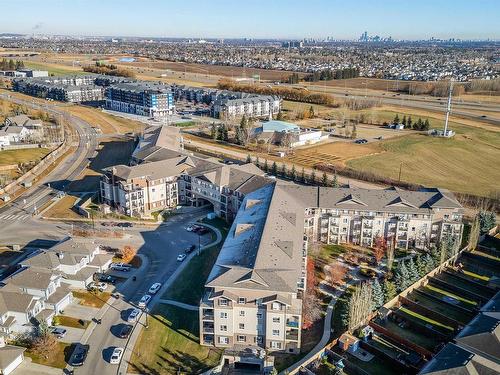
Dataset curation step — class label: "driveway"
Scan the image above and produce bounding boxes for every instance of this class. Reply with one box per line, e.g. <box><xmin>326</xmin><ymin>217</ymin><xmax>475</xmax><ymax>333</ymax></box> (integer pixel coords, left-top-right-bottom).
<box><xmin>56</xmin><ymin>326</ymin><xmax>85</xmax><ymax>344</ymax></box>
<box><xmin>62</xmin><ymin>303</ymin><xmax>100</xmax><ymax>321</ymax></box>
<box><xmin>12</xmin><ymin>358</ymin><xmax>63</xmax><ymax>375</ymax></box>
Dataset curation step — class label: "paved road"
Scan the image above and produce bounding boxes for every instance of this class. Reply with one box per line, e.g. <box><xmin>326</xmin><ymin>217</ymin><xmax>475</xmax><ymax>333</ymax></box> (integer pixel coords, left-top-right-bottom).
<box><xmin>73</xmin><ymin>209</ymin><xmax>212</xmax><ymax>375</ymax></box>
<box><xmin>0</xmin><ymin>93</ymin><xmax>98</xmax><ymax>225</ymax></box>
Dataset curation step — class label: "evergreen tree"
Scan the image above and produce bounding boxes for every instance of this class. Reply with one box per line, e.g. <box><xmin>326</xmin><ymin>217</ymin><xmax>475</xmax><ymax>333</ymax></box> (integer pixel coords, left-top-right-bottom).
<box><xmin>383</xmin><ymin>280</ymin><xmax>397</xmax><ymax>303</ymax></box>
<box><xmin>210</xmin><ymin>123</ymin><xmax>218</xmax><ymax>140</ymax></box>
<box><xmin>289</xmin><ymin>164</ymin><xmax>297</xmax><ymax>181</ymax></box>
<box><xmin>246</xmin><ymin>154</ymin><xmax>252</xmax><ymax>164</ymax></box>
<box><xmin>371</xmin><ymin>278</ymin><xmax>384</xmax><ymax>310</ymax></box>
<box><xmin>332</xmin><ymin>171</ymin><xmax>339</xmax><ymax>188</ymax></box>
<box><xmin>394</xmin><ymin>261</ymin><xmax>410</xmax><ymax>292</ymax></box>
<box><xmin>407</xmin><ymin>258</ymin><xmax>419</xmax><ymax>283</ymax></box>
<box><xmin>263</xmin><ymin>159</ymin><xmax>269</xmax><ymax>173</ymax></box>
<box><xmin>310</xmin><ymin>170</ymin><xmax>316</xmax><ymax>184</ymax></box>
<box><xmin>321</xmin><ymin>172</ymin><xmax>328</xmax><ymax>186</ymax></box>
<box><xmin>280</xmin><ymin>163</ymin><xmax>287</xmax><ymax>177</ymax></box>
<box><xmin>423</xmin><ymin>253</ymin><xmax>436</xmax><ymax>273</ymax></box>
<box><xmin>430</xmin><ymin>245</ymin><xmax>440</xmax><ymax>264</ymax></box>
<box><xmin>393</xmin><ymin>114</ymin><xmax>400</xmax><ymax>124</ymax></box>
<box><xmin>402</xmin><ymin>115</ymin><xmax>407</xmax><ymax>126</ymax></box>
<box><xmin>271</xmin><ymin>161</ymin><xmax>278</xmax><ymax>176</ymax></box>
<box><xmin>300</xmin><ymin>167</ymin><xmax>306</xmax><ymax>183</ymax></box>
<box><xmin>479</xmin><ymin>211</ymin><xmax>496</xmax><ymax>234</ymax></box>
<box><xmin>423</xmin><ymin>119</ymin><xmax>430</xmax><ymax>131</ymax></box>
<box><xmin>222</xmin><ymin>125</ymin><xmax>229</xmax><ymax>141</ymax></box>
<box><xmin>415</xmin><ymin>255</ymin><xmax>426</xmax><ymax>278</ymax></box>
<box><xmin>255</xmin><ymin>156</ymin><xmax>260</xmax><ymax>168</ymax></box>
<box><xmin>438</xmin><ymin>239</ymin><xmax>447</xmax><ymax>265</ymax></box>
<box><xmin>406</xmin><ymin>116</ymin><xmax>413</xmax><ymax>129</ymax></box>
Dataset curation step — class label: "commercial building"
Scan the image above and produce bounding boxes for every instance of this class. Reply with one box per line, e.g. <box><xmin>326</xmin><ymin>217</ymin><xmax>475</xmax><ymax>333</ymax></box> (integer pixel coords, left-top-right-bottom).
<box><xmin>199</xmin><ymin>183</ymin><xmax>464</xmax><ymax>354</ymax></box>
<box><xmin>105</xmin><ymin>82</ymin><xmax>174</xmax><ymax>117</ymax></box>
<box><xmin>255</xmin><ymin>120</ymin><xmax>329</xmax><ymax>148</ymax></box>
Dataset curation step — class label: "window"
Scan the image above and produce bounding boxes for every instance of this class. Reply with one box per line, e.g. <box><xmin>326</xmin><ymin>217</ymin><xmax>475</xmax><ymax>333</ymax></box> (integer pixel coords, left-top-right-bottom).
<box><xmin>239</xmin><ymin>323</ymin><xmax>245</xmax><ymax>330</ymax></box>
<box><xmin>220</xmin><ymin>312</ymin><xmax>227</xmax><ymax>319</ymax></box>
<box><xmin>239</xmin><ymin>311</ymin><xmax>245</xmax><ymax>317</ymax></box>
<box><xmin>272</xmin><ymin>329</ymin><xmax>280</xmax><ymax>336</ymax></box>
<box><xmin>343</xmin><ymin>218</ymin><xmax>348</xmax><ymax>223</ymax></box>
<box><xmin>271</xmin><ymin>341</ymin><xmax>282</xmax><ymax>349</ymax></box>
<box><xmin>238</xmin><ymin>297</ymin><xmax>246</xmax><ymax>304</ymax></box>
<box><xmin>237</xmin><ymin>335</ymin><xmax>246</xmax><ymax>343</ymax></box>
<box><xmin>256</xmin><ymin>336</ymin><xmax>263</xmax><ymax>344</ymax></box>
<box><xmin>272</xmin><ymin>302</ymin><xmax>281</xmax><ymax>311</ymax></box>
<box><xmin>218</xmin><ymin>336</ymin><xmax>229</xmax><ymax>344</ymax></box>
<box><xmin>219</xmin><ymin>299</ymin><xmax>228</xmax><ymax>306</ymax></box>
<box><xmin>220</xmin><ymin>325</ymin><xmax>227</xmax><ymax>332</ymax></box>
<box><xmin>272</xmin><ymin>317</ymin><xmax>280</xmax><ymax>323</ymax></box>
<box><xmin>257</xmin><ymin>313</ymin><xmax>263</xmax><ymax>320</ymax></box>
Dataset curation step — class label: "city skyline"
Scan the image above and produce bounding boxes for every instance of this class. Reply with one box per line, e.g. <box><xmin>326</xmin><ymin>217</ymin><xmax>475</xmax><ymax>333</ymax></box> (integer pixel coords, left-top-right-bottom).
<box><xmin>2</xmin><ymin>0</ymin><xmax>500</xmax><ymax>40</ymax></box>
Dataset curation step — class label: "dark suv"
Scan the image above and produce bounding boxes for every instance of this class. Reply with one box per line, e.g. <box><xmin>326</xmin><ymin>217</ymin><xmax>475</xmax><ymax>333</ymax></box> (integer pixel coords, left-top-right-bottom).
<box><xmin>70</xmin><ymin>343</ymin><xmax>90</xmax><ymax>366</ymax></box>
<box><xmin>119</xmin><ymin>324</ymin><xmax>133</xmax><ymax>339</ymax></box>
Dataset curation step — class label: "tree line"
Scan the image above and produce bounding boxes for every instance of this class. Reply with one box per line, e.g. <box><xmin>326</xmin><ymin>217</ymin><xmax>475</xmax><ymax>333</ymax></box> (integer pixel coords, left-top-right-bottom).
<box><xmin>217</xmin><ymin>79</ymin><xmax>339</xmax><ymax>107</ymax></box>
<box><xmin>304</xmin><ymin>67</ymin><xmax>360</xmax><ymax>82</ymax></box>
<box><xmin>392</xmin><ymin>114</ymin><xmax>431</xmax><ymax>131</ymax></box>
<box><xmin>83</xmin><ymin>62</ymin><xmax>135</xmax><ymax>78</ymax></box>
<box><xmin>0</xmin><ymin>59</ymin><xmax>25</xmax><ymax>71</ymax></box>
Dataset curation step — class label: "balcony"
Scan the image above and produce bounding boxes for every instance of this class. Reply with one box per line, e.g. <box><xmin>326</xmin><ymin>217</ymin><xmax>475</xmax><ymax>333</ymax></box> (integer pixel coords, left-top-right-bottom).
<box><xmin>286</xmin><ymin>320</ymin><xmax>300</xmax><ymax>328</ymax></box>
<box><xmin>202</xmin><ymin>324</ymin><xmax>214</xmax><ymax>333</ymax></box>
<box><xmin>286</xmin><ymin>330</ymin><xmax>299</xmax><ymax>341</ymax></box>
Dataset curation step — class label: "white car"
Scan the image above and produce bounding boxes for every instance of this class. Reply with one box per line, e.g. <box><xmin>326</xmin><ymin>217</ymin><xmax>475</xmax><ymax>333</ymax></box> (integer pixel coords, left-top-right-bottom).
<box><xmin>110</xmin><ymin>347</ymin><xmax>124</xmax><ymax>364</ymax></box>
<box><xmin>177</xmin><ymin>253</ymin><xmax>187</xmax><ymax>262</ymax></box>
<box><xmin>185</xmin><ymin>224</ymin><xmax>195</xmax><ymax>232</ymax></box>
<box><xmin>148</xmin><ymin>283</ymin><xmax>162</xmax><ymax>295</ymax></box>
<box><xmin>127</xmin><ymin>308</ymin><xmax>141</xmax><ymax>323</ymax></box>
<box><xmin>138</xmin><ymin>294</ymin><xmax>151</xmax><ymax>308</ymax></box>
<box><xmin>97</xmin><ymin>282</ymin><xmax>108</xmax><ymax>291</ymax></box>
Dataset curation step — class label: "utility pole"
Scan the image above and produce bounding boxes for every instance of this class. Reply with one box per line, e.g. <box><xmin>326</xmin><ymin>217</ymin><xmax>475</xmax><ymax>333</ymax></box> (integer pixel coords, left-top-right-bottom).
<box><xmin>443</xmin><ymin>78</ymin><xmax>454</xmax><ymax>136</ymax></box>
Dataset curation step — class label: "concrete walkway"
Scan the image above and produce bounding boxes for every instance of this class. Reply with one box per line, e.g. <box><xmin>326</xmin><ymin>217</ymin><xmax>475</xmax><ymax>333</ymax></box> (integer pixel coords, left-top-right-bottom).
<box><xmin>157</xmin><ymin>299</ymin><xmax>199</xmax><ymax>311</ymax></box>
<box><xmin>118</xmin><ymin>219</ymin><xmax>223</xmax><ymax>375</ymax></box>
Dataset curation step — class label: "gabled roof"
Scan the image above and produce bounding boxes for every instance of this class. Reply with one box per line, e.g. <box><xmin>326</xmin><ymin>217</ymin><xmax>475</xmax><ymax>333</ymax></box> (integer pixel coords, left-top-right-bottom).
<box><xmin>455</xmin><ymin>313</ymin><xmax>500</xmax><ymax>362</ymax></box>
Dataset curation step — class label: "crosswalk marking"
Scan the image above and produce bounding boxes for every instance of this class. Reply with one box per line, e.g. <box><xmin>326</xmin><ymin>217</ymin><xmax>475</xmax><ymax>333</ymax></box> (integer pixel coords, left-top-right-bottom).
<box><xmin>0</xmin><ymin>213</ymin><xmax>32</xmax><ymax>222</ymax></box>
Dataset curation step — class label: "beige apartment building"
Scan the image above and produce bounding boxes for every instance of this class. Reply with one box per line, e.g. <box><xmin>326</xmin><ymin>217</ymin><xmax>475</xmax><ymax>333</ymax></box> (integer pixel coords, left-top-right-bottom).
<box><xmin>200</xmin><ymin>183</ymin><xmax>464</xmax><ymax>354</ymax></box>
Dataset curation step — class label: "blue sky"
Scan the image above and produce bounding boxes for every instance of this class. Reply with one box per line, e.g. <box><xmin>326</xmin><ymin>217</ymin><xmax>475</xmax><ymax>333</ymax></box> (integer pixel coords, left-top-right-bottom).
<box><xmin>2</xmin><ymin>0</ymin><xmax>499</xmax><ymax>40</ymax></box>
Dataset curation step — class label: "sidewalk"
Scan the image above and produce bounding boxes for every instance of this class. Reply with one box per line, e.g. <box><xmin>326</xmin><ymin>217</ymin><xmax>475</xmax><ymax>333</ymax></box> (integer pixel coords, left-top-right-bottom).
<box><xmin>117</xmin><ymin>219</ymin><xmax>223</xmax><ymax>375</ymax></box>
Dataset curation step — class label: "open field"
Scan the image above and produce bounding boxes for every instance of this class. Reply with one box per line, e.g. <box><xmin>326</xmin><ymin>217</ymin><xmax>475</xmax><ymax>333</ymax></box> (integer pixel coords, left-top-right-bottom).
<box><xmin>62</xmin><ymin>105</ymin><xmax>145</xmax><ymax>134</ymax></box>
<box><xmin>23</xmin><ymin>61</ymin><xmax>86</xmax><ymax>76</ymax></box>
<box><xmin>0</xmin><ymin>148</ymin><xmax>51</xmax><ymax>166</ymax></box>
<box><xmin>129</xmin><ymin>305</ymin><xmax>221</xmax><ymax>374</ymax></box>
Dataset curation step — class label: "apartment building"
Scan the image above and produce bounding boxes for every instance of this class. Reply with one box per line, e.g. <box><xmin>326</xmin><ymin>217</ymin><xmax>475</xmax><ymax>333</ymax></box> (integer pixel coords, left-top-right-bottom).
<box><xmin>200</xmin><ymin>183</ymin><xmax>464</xmax><ymax>353</ymax></box>
<box><xmin>105</xmin><ymin>82</ymin><xmax>174</xmax><ymax>117</ymax></box>
<box><xmin>213</xmin><ymin>94</ymin><xmax>281</xmax><ymax>119</ymax></box>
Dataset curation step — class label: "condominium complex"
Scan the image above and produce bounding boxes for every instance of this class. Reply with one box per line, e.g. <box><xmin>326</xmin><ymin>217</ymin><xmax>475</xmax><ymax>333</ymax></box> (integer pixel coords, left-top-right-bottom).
<box><xmin>199</xmin><ymin>183</ymin><xmax>464</xmax><ymax>353</ymax></box>
<box><xmin>104</xmin><ymin>82</ymin><xmax>174</xmax><ymax>117</ymax></box>
<box><xmin>13</xmin><ymin>75</ymin><xmax>104</xmax><ymax>103</ymax></box>
<box><xmin>100</xmin><ymin>125</ymin><xmax>271</xmax><ymax>219</ymax></box>
<box><xmin>213</xmin><ymin>94</ymin><xmax>281</xmax><ymax>119</ymax></box>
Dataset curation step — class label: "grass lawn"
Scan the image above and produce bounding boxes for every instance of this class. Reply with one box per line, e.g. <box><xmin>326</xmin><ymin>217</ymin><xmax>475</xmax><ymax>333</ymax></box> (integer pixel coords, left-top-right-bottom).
<box><xmin>129</xmin><ymin>305</ymin><xmax>221</xmax><ymax>374</ymax></box>
<box><xmin>25</xmin><ymin>341</ymin><xmax>71</xmax><ymax>369</ymax></box>
<box><xmin>53</xmin><ymin>315</ymin><xmax>90</xmax><ymax>329</ymax></box>
<box><xmin>162</xmin><ymin>241</ymin><xmax>223</xmax><ymax>306</ymax></box>
<box><xmin>347</xmin><ymin>123</ymin><xmax>500</xmax><ymax>197</ymax></box>
<box><xmin>399</xmin><ymin>307</ymin><xmax>454</xmax><ymax>331</ymax></box>
<box><xmin>320</xmin><ymin>244</ymin><xmax>348</xmax><ymax>261</ymax></box>
<box><xmin>23</xmin><ymin>61</ymin><xmax>87</xmax><ymax>76</ymax></box>
<box><xmin>378</xmin><ymin>319</ymin><xmax>438</xmax><ymax>351</ymax></box>
<box><xmin>409</xmin><ymin>291</ymin><xmax>473</xmax><ymax>324</ymax></box>
<box><xmin>0</xmin><ymin>148</ymin><xmax>51</xmax><ymax>166</ymax></box>
<box><xmin>43</xmin><ymin>195</ymin><xmax>81</xmax><ymax>219</ymax></box>
<box><xmin>72</xmin><ymin>290</ymin><xmax>111</xmax><ymax>308</ymax></box>
<box><xmin>424</xmin><ymin>285</ymin><xmax>478</xmax><ymax>307</ymax></box>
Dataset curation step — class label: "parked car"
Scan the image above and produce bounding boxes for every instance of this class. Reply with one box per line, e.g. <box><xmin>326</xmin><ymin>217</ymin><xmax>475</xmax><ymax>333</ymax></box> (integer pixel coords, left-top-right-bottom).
<box><xmin>117</xmin><ymin>222</ymin><xmax>133</xmax><ymax>228</ymax></box>
<box><xmin>127</xmin><ymin>308</ymin><xmax>141</xmax><ymax>323</ymax></box>
<box><xmin>148</xmin><ymin>283</ymin><xmax>162</xmax><ymax>295</ymax></box>
<box><xmin>354</xmin><ymin>139</ymin><xmax>368</xmax><ymax>144</ymax></box>
<box><xmin>118</xmin><ymin>324</ymin><xmax>133</xmax><ymax>339</ymax></box>
<box><xmin>87</xmin><ymin>282</ymin><xmax>96</xmax><ymax>291</ymax></box>
<box><xmin>99</xmin><ymin>274</ymin><xmax>117</xmax><ymax>284</ymax></box>
<box><xmin>138</xmin><ymin>294</ymin><xmax>152</xmax><ymax>308</ymax></box>
<box><xmin>51</xmin><ymin>327</ymin><xmax>67</xmax><ymax>339</ymax></box>
<box><xmin>177</xmin><ymin>254</ymin><xmax>187</xmax><ymax>262</ymax></box>
<box><xmin>97</xmin><ymin>282</ymin><xmax>108</xmax><ymax>291</ymax></box>
<box><xmin>185</xmin><ymin>224</ymin><xmax>195</xmax><ymax>232</ymax></box>
<box><xmin>195</xmin><ymin>227</ymin><xmax>209</xmax><ymax>235</ymax></box>
<box><xmin>70</xmin><ymin>344</ymin><xmax>89</xmax><ymax>367</ymax></box>
<box><xmin>185</xmin><ymin>245</ymin><xmax>196</xmax><ymax>254</ymax></box>
<box><xmin>110</xmin><ymin>347</ymin><xmax>124</xmax><ymax>364</ymax></box>
<box><xmin>111</xmin><ymin>263</ymin><xmax>132</xmax><ymax>272</ymax></box>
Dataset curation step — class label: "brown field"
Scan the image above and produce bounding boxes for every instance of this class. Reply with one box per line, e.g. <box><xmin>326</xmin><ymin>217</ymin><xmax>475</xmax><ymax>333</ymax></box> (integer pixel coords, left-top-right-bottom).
<box><xmin>43</xmin><ymin>195</ymin><xmax>81</xmax><ymax>219</ymax></box>
<box><xmin>63</xmin><ymin>105</ymin><xmax>145</xmax><ymax>134</ymax></box>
